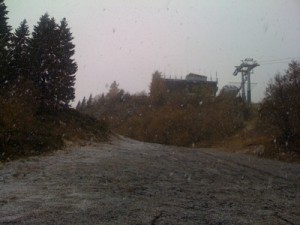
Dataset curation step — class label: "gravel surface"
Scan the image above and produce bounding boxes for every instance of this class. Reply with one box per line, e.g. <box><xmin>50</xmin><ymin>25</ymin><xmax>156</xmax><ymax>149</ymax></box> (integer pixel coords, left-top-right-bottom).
<box><xmin>0</xmin><ymin>136</ymin><xmax>299</xmax><ymax>224</ymax></box>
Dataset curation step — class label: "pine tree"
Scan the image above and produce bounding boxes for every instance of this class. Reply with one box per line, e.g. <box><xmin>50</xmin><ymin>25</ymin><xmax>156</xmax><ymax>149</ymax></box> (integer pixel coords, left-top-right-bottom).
<box><xmin>29</xmin><ymin>13</ymin><xmax>60</xmax><ymax>107</ymax></box>
<box><xmin>87</xmin><ymin>94</ymin><xmax>93</xmax><ymax>106</ymax></box>
<box><xmin>0</xmin><ymin>0</ymin><xmax>11</xmax><ymax>93</ymax></box>
<box><xmin>81</xmin><ymin>96</ymin><xmax>86</xmax><ymax>109</ymax></box>
<box><xmin>149</xmin><ymin>71</ymin><xmax>167</xmax><ymax>106</ymax></box>
<box><xmin>56</xmin><ymin>18</ymin><xmax>77</xmax><ymax>107</ymax></box>
<box><xmin>107</xmin><ymin>81</ymin><xmax>120</xmax><ymax>98</ymax></box>
<box><xmin>75</xmin><ymin>100</ymin><xmax>81</xmax><ymax>110</ymax></box>
<box><xmin>29</xmin><ymin>15</ymin><xmax>77</xmax><ymax>108</ymax></box>
<box><xmin>10</xmin><ymin>19</ymin><xmax>30</xmax><ymax>83</ymax></box>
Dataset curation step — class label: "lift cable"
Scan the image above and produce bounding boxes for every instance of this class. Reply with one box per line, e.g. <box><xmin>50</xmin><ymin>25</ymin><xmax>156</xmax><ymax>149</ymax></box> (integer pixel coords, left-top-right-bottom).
<box><xmin>259</xmin><ymin>57</ymin><xmax>300</xmax><ymax>65</ymax></box>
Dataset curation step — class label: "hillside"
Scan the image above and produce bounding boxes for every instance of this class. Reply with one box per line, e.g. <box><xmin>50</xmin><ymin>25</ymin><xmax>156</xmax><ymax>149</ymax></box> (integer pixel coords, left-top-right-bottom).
<box><xmin>0</xmin><ymin>106</ymin><xmax>109</xmax><ymax>162</ymax></box>
<box><xmin>213</xmin><ymin>116</ymin><xmax>300</xmax><ymax>163</ymax></box>
<box><xmin>78</xmin><ymin>68</ymin><xmax>300</xmax><ymax>162</ymax></box>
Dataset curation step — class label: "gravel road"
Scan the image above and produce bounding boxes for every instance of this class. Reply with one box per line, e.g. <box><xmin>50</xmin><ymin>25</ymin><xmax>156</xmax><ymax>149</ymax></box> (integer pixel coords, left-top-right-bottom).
<box><xmin>0</xmin><ymin>136</ymin><xmax>299</xmax><ymax>225</ymax></box>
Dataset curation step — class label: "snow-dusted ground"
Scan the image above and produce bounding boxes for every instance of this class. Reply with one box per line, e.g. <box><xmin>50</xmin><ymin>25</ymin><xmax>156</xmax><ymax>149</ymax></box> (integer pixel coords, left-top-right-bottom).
<box><xmin>0</xmin><ymin>136</ymin><xmax>299</xmax><ymax>224</ymax></box>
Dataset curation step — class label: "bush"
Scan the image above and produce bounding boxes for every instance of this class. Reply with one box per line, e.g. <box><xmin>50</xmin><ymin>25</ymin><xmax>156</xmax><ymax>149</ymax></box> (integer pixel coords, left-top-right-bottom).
<box><xmin>112</xmin><ymin>95</ymin><xmax>245</xmax><ymax>147</ymax></box>
<box><xmin>259</xmin><ymin>61</ymin><xmax>300</xmax><ymax>153</ymax></box>
<box><xmin>0</xmin><ymin>91</ymin><xmax>109</xmax><ymax>161</ymax></box>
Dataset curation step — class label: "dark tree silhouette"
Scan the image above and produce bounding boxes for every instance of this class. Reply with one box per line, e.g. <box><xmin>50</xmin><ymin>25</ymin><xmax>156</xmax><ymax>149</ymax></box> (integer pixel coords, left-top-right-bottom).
<box><xmin>56</xmin><ymin>18</ymin><xmax>77</xmax><ymax>107</ymax></box>
<box><xmin>107</xmin><ymin>81</ymin><xmax>120</xmax><ymax>99</ymax></box>
<box><xmin>10</xmin><ymin>19</ymin><xmax>30</xmax><ymax>83</ymax></box>
<box><xmin>87</xmin><ymin>94</ymin><xmax>93</xmax><ymax>106</ymax></box>
<box><xmin>0</xmin><ymin>0</ymin><xmax>11</xmax><ymax>93</ymax></box>
<box><xmin>81</xmin><ymin>96</ymin><xmax>86</xmax><ymax>109</ymax></box>
<box><xmin>149</xmin><ymin>71</ymin><xmax>166</xmax><ymax>106</ymax></box>
<box><xmin>75</xmin><ymin>100</ymin><xmax>81</xmax><ymax>110</ymax></box>
<box><xmin>30</xmin><ymin>13</ymin><xmax>60</xmax><ymax>107</ymax></box>
<box><xmin>260</xmin><ymin>61</ymin><xmax>300</xmax><ymax>152</ymax></box>
<box><xmin>29</xmin><ymin>14</ymin><xmax>77</xmax><ymax>108</ymax></box>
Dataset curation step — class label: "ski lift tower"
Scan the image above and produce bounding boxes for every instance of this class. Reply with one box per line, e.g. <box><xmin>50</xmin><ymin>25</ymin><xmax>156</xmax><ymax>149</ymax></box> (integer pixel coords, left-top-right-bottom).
<box><xmin>233</xmin><ymin>58</ymin><xmax>259</xmax><ymax>103</ymax></box>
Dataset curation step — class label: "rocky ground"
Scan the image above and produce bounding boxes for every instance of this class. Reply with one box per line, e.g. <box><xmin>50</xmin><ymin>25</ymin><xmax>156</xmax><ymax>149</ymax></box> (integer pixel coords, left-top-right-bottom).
<box><xmin>0</xmin><ymin>136</ymin><xmax>299</xmax><ymax>224</ymax></box>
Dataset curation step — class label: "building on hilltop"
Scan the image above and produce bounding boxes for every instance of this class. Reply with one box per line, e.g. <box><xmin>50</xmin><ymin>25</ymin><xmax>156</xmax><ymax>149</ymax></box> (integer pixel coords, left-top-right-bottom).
<box><xmin>162</xmin><ymin>73</ymin><xmax>218</xmax><ymax>97</ymax></box>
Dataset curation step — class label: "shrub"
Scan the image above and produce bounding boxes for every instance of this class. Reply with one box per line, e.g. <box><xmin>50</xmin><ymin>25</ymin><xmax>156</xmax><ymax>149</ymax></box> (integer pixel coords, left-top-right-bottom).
<box><xmin>259</xmin><ymin>61</ymin><xmax>300</xmax><ymax>153</ymax></box>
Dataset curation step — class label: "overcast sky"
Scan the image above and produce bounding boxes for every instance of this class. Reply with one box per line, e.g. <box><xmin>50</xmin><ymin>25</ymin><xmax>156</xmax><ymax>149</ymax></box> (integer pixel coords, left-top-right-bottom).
<box><xmin>6</xmin><ymin>0</ymin><xmax>300</xmax><ymax>104</ymax></box>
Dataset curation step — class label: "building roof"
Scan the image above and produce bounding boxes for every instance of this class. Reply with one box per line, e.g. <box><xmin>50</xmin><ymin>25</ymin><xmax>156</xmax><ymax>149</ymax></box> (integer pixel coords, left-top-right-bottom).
<box><xmin>162</xmin><ymin>73</ymin><xmax>218</xmax><ymax>96</ymax></box>
<box><xmin>186</xmin><ymin>73</ymin><xmax>207</xmax><ymax>82</ymax></box>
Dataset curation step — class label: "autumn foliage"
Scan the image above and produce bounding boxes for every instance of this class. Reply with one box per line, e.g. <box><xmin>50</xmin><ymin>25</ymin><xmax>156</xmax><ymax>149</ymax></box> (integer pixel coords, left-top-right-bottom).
<box><xmin>80</xmin><ymin>73</ymin><xmax>246</xmax><ymax>147</ymax></box>
<box><xmin>259</xmin><ymin>61</ymin><xmax>300</xmax><ymax>153</ymax></box>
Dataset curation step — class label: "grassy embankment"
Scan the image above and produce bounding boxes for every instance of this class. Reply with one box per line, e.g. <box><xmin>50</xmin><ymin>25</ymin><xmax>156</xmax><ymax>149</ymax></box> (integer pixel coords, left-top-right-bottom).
<box><xmin>212</xmin><ymin>105</ymin><xmax>300</xmax><ymax>163</ymax></box>
<box><xmin>0</xmin><ymin>101</ymin><xmax>109</xmax><ymax>162</ymax></box>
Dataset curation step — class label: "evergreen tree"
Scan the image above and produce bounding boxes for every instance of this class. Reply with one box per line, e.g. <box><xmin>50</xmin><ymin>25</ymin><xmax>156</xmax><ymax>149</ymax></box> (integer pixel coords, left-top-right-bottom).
<box><xmin>107</xmin><ymin>81</ymin><xmax>120</xmax><ymax>98</ymax></box>
<box><xmin>81</xmin><ymin>96</ymin><xmax>86</xmax><ymax>109</ymax></box>
<box><xmin>0</xmin><ymin>0</ymin><xmax>11</xmax><ymax>93</ymax></box>
<box><xmin>29</xmin><ymin>13</ymin><xmax>60</xmax><ymax>107</ymax></box>
<box><xmin>29</xmin><ymin>15</ymin><xmax>77</xmax><ymax>108</ymax></box>
<box><xmin>149</xmin><ymin>71</ymin><xmax>167</xmax><ymax>106</ymax></box>
<box><xmin>87</xmin><ymin>94</ymin><xmax>93</xmax><ymax>106</ymax></box>
<box><xmin>10</xmin><ymin>19</ymin><xmax>30</xmax><ymax>83</ymax></box>
<box><xmin>75</xmin><ymin>100</ymin><xmax>81</xmax><ymax>110</ymax></box>
<box><xmin>56</xmin><ymin>18</ymin><xmax>77</xmax><ymax>107</ymax></box>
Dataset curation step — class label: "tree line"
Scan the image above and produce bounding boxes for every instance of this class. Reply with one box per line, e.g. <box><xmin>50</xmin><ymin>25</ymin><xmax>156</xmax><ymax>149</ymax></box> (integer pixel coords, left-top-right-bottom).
<box><xmin>78</xmin><ymin>73</ymin><xmax>247</xmax><ymax>147</ymax></box>
<box><xmin>79</xmin><ymin>63</ymin><xmax>300</xmax><ymax>156</ymax></box>
<box><xmin>0</xmin><ymin>0</ymin><xmax>77</xmax><ymax>108</ymax></box>
<box><xmin>0</xmin><ymin>0</ymin><xmax>83</xmax><ymax>161</ymax></box>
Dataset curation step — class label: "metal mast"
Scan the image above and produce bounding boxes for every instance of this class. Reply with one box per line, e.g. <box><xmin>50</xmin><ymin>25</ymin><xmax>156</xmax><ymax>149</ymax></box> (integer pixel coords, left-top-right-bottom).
<box><xmin>233</xmin><ymin>58</ymin><xmax>259</xmax><ymax>103</ymax></box>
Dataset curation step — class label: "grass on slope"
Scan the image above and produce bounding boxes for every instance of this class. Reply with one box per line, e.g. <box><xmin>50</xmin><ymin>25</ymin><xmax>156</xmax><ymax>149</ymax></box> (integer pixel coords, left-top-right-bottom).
<box><xmin>0</xmin><ymin>107</ymin><xmax>109</xmax><ymax>162</ymax></box>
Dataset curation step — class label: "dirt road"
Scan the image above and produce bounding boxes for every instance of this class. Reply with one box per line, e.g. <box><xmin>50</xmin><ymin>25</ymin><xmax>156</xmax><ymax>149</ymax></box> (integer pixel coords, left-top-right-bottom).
<box><xmin>0</xmin><ymin>136</ymin><xmax>299</xmax><ymax>224</ymax></box>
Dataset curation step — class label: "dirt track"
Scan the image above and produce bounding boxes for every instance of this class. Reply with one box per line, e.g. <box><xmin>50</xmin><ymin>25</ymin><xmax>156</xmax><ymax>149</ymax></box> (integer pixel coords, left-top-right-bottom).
<box><xmin>0</xmin><ymin>136</ymin><xmax>299</xmax><ymax>224</ymax></box>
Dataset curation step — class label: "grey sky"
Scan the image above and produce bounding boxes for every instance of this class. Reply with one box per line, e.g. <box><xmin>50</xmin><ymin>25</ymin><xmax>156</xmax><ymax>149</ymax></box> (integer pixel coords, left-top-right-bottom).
<box><xmin>6</xmin><ymin>0</ymin><xmax>300</xmax><ymax>104</ymax></box>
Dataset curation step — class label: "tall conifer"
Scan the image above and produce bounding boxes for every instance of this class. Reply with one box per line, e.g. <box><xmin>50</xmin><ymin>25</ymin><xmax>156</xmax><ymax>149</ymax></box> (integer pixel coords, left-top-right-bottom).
<box><xmin>29</xmin><ymin>14</ymin><xmax>60</xmax><ymax>107</ymax></box>
<box><xmin>29</xmin><ymin>14</ymin><xmax>77</xmax><ymax>108</ymax></box>
<box><xmin>56</xmin><ymin>18</ymin><xmax>77</xmax><ymax>107</ymax></box>
<box><xmin>10</xmin><ymin>19</ymin><xmax>30</xmax><ymax>82</ymax></box>
<box><xmin>0</xmin><ymin>0</ymin><xmax>11</xmax><ymax>92</ymax></box>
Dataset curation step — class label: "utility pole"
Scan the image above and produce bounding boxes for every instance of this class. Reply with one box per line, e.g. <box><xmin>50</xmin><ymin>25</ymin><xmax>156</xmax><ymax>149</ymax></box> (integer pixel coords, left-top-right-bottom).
<box><xmin>233</xmin><ymin>58</ymin><xmax>259</xmax><ymax>103</ymax></box>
